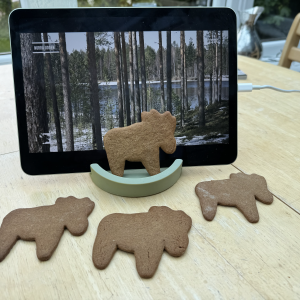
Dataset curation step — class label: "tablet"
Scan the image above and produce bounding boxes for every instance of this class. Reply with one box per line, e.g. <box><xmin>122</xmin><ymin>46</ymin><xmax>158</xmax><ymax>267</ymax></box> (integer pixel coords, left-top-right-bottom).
<box><xmin>9</xmin><ymin>7</ymin><xmax>237</xmax><ymax>175</ymax></box>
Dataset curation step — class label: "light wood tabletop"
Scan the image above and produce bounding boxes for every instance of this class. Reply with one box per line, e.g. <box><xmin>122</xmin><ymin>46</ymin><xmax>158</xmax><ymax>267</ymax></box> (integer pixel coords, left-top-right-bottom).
<box><xmin>235</xmin><ymin>56</ymin><xmax>300</xmax><ymax>212</ymax></box>
<box><xmin>0</xmin><ymin>56</ymin><xmax>300</xmax><ymax>299</ymax></box>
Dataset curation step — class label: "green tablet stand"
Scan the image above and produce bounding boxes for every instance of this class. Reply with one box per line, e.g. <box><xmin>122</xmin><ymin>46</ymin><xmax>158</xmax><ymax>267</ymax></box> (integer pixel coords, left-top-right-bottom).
<box><xmin>90</xmin><ymin>159</ymin><xmax>183</xmax><ymax>197</ymax></box>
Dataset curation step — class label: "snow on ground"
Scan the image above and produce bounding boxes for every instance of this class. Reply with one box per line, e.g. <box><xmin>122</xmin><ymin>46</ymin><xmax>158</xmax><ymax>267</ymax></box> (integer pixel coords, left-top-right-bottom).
<box><xmin>98</xmin><ymin>77</ymin><xmax>229</xmax><ymax>86</ymax></box>
<box><xmin>49</xmin><ymin>127</ymin><xmax>110</xmax><ymax>152</ymax></box>
<box><xmin>175</xmin><ymin>134</ymin><xmax>229</xmax><ymax>146</ymax></box>
<box><xmin>174</xmin><ymin>136</ymin><xmax>187</xmax><ymax>145</ymax></box>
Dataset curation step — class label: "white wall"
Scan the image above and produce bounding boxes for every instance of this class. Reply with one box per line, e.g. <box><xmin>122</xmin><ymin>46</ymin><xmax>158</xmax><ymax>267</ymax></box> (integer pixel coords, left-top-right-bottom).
<box><xmin>210</xmin><ymin>0</ymin><xmax>254</xmax><ymax>28</ymax></box>
<box><xmin>20</xmin><ymin>0</ymin><xmax>78</xmax><ymax>8</ymax></box>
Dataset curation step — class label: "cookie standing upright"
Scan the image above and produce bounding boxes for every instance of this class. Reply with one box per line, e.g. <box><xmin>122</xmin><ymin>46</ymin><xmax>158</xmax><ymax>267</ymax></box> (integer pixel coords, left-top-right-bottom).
<box><xmin>92</xmin><ymin>206</ymin><xmax>192</xmax><ymax>278</ymax></box>
<box><xmin>195</xmin><ymin>173</ymin><xmax>273</xmax><ymax>223</ymax></box>
<box><xmin>104</xmin><ymin>109</ymin><xmax>177</xmax><ymax>177</ymax></box>
<box><xmin>0</xmin><ymin>196</ymin><xmax>95</xmax><ymax>262</ymax></box>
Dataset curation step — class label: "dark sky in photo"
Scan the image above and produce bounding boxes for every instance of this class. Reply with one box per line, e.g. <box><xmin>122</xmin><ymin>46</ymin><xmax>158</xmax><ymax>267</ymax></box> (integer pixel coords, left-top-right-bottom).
<box><xmin>47</xmin><ymin>31</ymin><xmax>228</xmax><ymax>53</ymax></box>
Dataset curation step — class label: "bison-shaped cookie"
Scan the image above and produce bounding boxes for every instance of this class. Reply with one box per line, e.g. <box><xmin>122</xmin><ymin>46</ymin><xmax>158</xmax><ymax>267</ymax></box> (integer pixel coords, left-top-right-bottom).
<box><xmin>92</xmin><ymin>206</ymin><xmax>192</xmax><ymax>278</ymax></box>
<box><xmin>104</xmin><ymin>109</ymin><xmax>177</xmax><ymax>177</ymax></box>
<box><xmin>0</xmin><ymin>196</ymin><xmax>94</xmax><ymax>262</ymax></box>
<box><xmin>195</xmin><ymin>173</ymin><xmax>273</xmax><ymax>223</ymax></box>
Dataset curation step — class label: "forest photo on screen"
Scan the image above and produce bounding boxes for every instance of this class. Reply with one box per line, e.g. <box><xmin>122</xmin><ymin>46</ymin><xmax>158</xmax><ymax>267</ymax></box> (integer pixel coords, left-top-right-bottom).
<box><xmin>20</xmin><ymin>30</ymin><xmax>229</xmax><ymax>153</ymax></box>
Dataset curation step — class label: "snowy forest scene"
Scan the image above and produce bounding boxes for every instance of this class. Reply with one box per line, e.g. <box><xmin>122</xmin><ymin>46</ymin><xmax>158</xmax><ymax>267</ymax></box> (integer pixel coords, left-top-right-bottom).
<box><xmin>20</xmin><ymin>30</ymin><xmax>229</xmax><ymax>153</ymax></box>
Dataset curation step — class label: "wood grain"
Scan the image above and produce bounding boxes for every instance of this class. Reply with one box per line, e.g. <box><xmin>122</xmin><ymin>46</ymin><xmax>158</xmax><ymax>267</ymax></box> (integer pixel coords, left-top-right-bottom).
<box><xmin>1</xmin><ymin>58</ymin><xmax>300</xmax><ymax>299</ymax></box>
<box><xmin>237</xmin><ymin>56</ymin><xmax>300</xmax><ymax>212</ymax></box>
<box><xmin>0</xmin><ymin>152</ymin><xmax>299</xmax><ymax>299</ymax></box>
<box><xmin>0</xmin><ymin>64</ymin><xmax>19</xmax><ymax>155</ymax></box>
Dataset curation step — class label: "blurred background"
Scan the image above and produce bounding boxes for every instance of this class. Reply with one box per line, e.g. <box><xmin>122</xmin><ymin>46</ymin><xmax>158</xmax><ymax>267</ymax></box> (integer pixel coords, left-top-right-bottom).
<box><xmin>1</xmin><ymin>0</ymin><xmax>300</xmax><ymax>69</ymax></box>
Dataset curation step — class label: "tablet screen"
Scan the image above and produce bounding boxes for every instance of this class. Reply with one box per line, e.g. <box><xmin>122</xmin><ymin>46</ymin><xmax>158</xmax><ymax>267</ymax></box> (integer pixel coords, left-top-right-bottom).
<box><xmin>10</xmin><ymin>8</ymin><xmax>237</xmax><ymax>174</ymax></box>
<box><xmin>20</xmin><ymin>30</ymin><xmax>229</xmax><ymax>153</ymax></box>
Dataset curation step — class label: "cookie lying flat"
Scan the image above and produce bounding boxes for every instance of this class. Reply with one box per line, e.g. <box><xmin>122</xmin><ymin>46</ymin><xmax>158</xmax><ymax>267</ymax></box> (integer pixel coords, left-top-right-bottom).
<box><xmin>92</xmin><ymin>206</ymin><xmax>192</xmax><ymax>278</ymax></box>
<box><xmin>195</xmin><ymin>173</ymin><xmax>273</xmax><ymax>223</ymax></box>
<box><xmin>0</xmin><ymin>196</ymin><xmax>94</xmax><ymax>262</ymax></box>
<box><xmin>104</xmin><ymin>109</ymin><xmax>176</xmax><ymax>177</ymax></box>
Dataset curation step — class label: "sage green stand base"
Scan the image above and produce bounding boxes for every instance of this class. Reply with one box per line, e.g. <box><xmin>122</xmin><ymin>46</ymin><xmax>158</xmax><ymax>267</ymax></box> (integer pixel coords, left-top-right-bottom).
<box><xmin>90</xmin><ymin>159</ymin><xmax>183</xmax><ymax>197</ymax></box>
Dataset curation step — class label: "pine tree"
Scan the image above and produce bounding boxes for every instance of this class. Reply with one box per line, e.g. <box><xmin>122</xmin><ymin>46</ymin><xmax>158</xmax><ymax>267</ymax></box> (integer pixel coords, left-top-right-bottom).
<box><xmin>129</xmin><ymin>32</ymin><xmax>135</xmax><ymax>124</ymax></box>
<box><xmin>139</xmin><ymin>31</ymin><xmax>147</xmax><ymax>112</ymax></box>
<box><xmin>133</xmin><ymin>31</ymin><xmax>141</xmax><ymax>122</ymax></box>
<box><xmin>184</xmin><ymin>37</ymin><xmax>188</xmax><ymax>112</ymax></box>
<box><xmin>158</xmin><ymin>31</ymin><xmax>165</xmax><ymax>112</ymax></box>
<box><xmin>86</xmin><ymin>32</ymin><xmax>103</xmax><ymax>150</ymax></box>
<box><xmin>43</xmin><ymin>33</ymin><xmax>63</xmax><ymax>152</ymax></box>
<box><xmin>121</xmin><ymin>32</ymin><xmax>131</xmax><ymax>125</ymax></box>
<box><xmin>166</xmin><ymin>31</ymin><xmax>172</xmax><ymax>113</ymax></box>
<box><xmin>218</xmin><ymin>30</ymin><xmax>223</xmax><ymax>103</ymax></box>
<box><xmin>114</xmin><ymin>32</ymin><xmax>124</xmax><ymax>128</ymax></box>
<box><xmin>197</xmin><ymin>31</ymin><xmax>205</xmax><ymax>127</ymax></box>
<box><xmin>180</xmin><ymin>31</ymin><xmax>185</xmax><ymax>127</ymax></box>
<box><xmin>215</xmin><ymin>31</ymin><xmax>219</xmax><ymax>103</ymax></box>
<box><xmin>20</xmin><ymin>33</ymin><xmax>50</xmax><ymax>153</ymax></box>
<box><xmin>59</xmin><ymin>32</ymin><xmax>74</xmax><ymax>151</ymax></box>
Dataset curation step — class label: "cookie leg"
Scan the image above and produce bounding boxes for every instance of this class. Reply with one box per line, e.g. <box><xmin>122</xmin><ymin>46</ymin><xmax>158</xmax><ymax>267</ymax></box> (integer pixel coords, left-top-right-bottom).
<box><xmin>134</xmin><ymin>245</ymin><xmax>164</xmax><ymax>278</ymax></box>
<box><xmin>92</xmin><ymin>237</ymin><xmax>117</xmax><ymax>270</ymax></box>
<box><xmin>108</xmin><ymin>157</ymin><xmax>125</xmax><ymax>177</ymax></box>
<box><xmin>199</xmin><ymin>198</ymin><xmax>218</xmax><ymax>221</ymax></box>
<box><xmin>35</xmin><ymin>234</ymin><xmax>62</xmax><ymax>261</ymax></box>
<box><xmin>66</xmin><ymin>218</ymin><xmax>89</xmax><ymax>236</ymax></box>
<box><xmin>237</xmin><ymin>198</ymin><xmax>259</xmax><ymax>223</ymax></box>
<box><xmin>0</xmin><ymin>228</ymin><xmax>18</xmax><ymax>262</ymax></box>
<box><xmin>141</xmin><ymin>150</ymin><xmax>160</xmax><ymax>176</ymax></box>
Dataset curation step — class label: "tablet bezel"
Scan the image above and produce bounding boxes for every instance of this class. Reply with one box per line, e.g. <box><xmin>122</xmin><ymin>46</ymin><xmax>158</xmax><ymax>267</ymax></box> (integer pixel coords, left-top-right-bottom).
<box><xmin>9</xmin><ymin>7</ymin><xmax>237</xmax><ymax>175</ymax></box>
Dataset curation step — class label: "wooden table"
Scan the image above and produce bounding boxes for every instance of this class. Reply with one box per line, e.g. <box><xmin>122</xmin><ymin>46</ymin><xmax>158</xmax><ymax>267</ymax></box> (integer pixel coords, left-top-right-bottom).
<box><xmin>0</xmin><ymin>56</ymin><xmax>300</xmax><ymax>299</ymax></box>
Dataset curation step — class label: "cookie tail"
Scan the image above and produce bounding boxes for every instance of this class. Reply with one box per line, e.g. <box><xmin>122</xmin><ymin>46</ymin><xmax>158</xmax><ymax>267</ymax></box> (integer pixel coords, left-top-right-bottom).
<box><xmin>0</xmin><ymin>227</ymin><xmax>18</xmax><ymax>262</ymax></box>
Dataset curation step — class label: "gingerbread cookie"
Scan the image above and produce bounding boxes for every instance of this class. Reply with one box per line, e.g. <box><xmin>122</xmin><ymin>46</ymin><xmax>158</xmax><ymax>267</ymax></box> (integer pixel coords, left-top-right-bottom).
<box><xmin>92</xmin><ymin>206</ymin><xmax>192</xmax><ymax>278</ymax></box>
<box><xmin>195</xmin><ymin>173</ymin><xmax>273</xmax><ymax>223</ymax></box>
<box><xmin>0</xmin><ymin>196</ymin><xmax>94</xmax><ymax>262</ymax></box>
<box><xmin>103</xmin><ymin>109</ymin><xmax>177</xmax><ymax>177</ymax></box>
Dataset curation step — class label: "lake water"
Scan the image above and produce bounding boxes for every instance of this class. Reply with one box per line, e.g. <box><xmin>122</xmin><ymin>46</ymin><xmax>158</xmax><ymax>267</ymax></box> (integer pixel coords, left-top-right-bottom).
<box><xmin>98</xmin><ymin>80</ymin><xmax>229</xmax><ymax>111</ymax></box>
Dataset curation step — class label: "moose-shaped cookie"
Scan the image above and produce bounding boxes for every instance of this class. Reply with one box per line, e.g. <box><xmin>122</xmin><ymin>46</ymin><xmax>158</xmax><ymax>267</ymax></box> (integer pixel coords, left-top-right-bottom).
<box><xmin>195</xmin><ymin>173</ymin><xmax>273</xmax><ymax>223</ymax></box>
<box><xmin>92</xmin><ymin>206</ymin><xmax>192</xmax><ymax>278</ymax></box>
<box><xmin>104</xmin><ymin>109</ymin><xmax>177</xmax><ymax>177</ymax></box>
<box><xmin>0</xmin><ymin>196</ymin><xmax>94</xmax><ymax>262</ymax></box>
